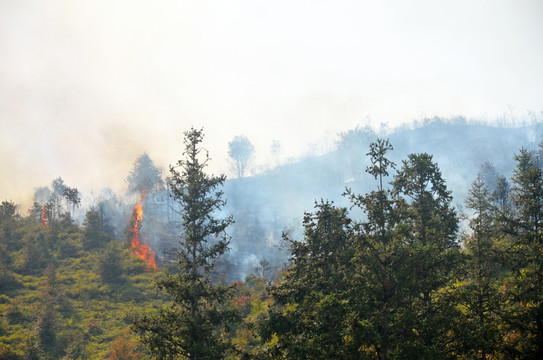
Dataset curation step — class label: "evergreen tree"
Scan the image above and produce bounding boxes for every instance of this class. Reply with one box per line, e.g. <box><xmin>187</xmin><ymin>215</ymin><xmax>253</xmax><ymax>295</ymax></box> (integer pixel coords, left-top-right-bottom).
<box><xmin>82</xmin><ymin>208</ymin><xmax>110</xmax><ymax>250</ymax></box>
<box><xmin>0</xmin><ymin>200</ymin><xmax>19</xmax><ymax>257</ymax></box>
<box><xmin>34</xmin><ymin>265</ymin><xmax>60</xmax><ymax>354</ymax></box>
<box><xmin>259</xmin><ymin>201</ymin><xmax>355</xmax><ymax>359</ymax></box>
<box><xmin>454</xmin><ymin>176</ymin><xmax>502</xmax><ymax>358</ymax></box>
<box><xmin>132</xmin><ymin>128</ymin><xmax>236</xmax><ymax>360</ymax></box>
<box><xmin>344</xmin><ymin>139</ymin><xmax>410</xmax><ymax>360</ymax></box>
<box><xmin>98</xmin><ymin>241</ymin><xmax>124</xmax><ymax>284</ymax></box>
<box><xmin>493</xmin><ymin>175</ymin><xmax>511</xmax><ymax>216</ymax></box>
<box><xmin>392</xmin><ymin>153</ymin><xmax>459</xmax><ymax>358</ymax></box>
<box><xmin>504</xmin><ymin>149</ymin><xmax>543</xmax><ymax>357</ymax></box>
<box><xmin>18</xmin><ymin>231</ymin><xmax>50</xmax><ymax>274</ymax></box>
<box><xmin>0</xmin><ymin>200</ymin><xmax>18</xmax><ymax>220</ymax></box>
<box><xmin>126</xmin><ymin>152</ymin><xmax>165</xmax><ymax>195</ymax></box>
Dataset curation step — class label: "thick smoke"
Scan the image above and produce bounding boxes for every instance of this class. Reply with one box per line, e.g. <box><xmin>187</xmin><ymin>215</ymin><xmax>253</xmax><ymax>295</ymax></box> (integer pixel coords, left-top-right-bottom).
<box><xmin>23</xmin><ymin>119</ymin><xmax>543</xmax><ymax>281</ymax></box>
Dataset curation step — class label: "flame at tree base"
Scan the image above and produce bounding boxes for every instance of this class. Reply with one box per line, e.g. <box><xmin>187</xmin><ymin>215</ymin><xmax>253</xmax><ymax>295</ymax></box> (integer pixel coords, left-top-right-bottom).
<box><xmin>40</xmin><ymin>205</ymin><xmax>48</xmax><ymax>231</ymax></box>
<box><xmin>129</xmin><ymin>190</ymin><xmax>157</xmax><ymax>271</ymax></box>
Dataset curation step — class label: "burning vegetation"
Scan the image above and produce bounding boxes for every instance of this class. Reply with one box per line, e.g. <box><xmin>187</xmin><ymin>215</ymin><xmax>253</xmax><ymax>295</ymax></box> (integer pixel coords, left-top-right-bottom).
<box><xmin>2</xmin><ymin>124</ymin><xmax>543</xmax><ymax>359</ymax></box>
<box><xmin>127</xmin><ymin>190</ymin><xmax>157</xmax><ymax>271</ymax></box>
<box><xmin>40</xmin><ymin>205</ymin><xmax>47</xmax><ymax>231</ymax></box>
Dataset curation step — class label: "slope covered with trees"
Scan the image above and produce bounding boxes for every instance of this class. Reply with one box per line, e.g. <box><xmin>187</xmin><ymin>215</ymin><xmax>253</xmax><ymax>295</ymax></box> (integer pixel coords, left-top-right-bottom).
<box><xmin>0</xmin><ymin>200</ymin><xmax>164</xmax><ymax>359</ymax></box>
<box><xmin>2</xmin><ymin>120</ymin><xmax>543</xmax><ymax>359</ymax></box>
<box><xmin>216</xmin><ymin>119</ymin><xmax>543</xmax><ymax>279</ymax></box>
<box><xmin>254</xmin><ymin>137</ymin><xmax>543</xmax><ymax>359</ymax></box>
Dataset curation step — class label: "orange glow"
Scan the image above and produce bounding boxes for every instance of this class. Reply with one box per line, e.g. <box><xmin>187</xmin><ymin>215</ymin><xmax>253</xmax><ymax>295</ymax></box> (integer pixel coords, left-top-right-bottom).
<box><xmin>128</xmin><ymin>190</ymin><xmax>157</xmax><ymax>271</ymax></box>
<box><xmin>40</xmin><ymin>205</ymin><xmax>47</xmax><ymax>231</ymax></box>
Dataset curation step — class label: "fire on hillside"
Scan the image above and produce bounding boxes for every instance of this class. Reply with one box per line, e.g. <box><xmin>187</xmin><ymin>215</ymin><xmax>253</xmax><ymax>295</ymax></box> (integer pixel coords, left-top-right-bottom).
<box><xmin>128</xmin><ymin>190</ymin><xmax>157</xmax><ymax>271</ymax></box>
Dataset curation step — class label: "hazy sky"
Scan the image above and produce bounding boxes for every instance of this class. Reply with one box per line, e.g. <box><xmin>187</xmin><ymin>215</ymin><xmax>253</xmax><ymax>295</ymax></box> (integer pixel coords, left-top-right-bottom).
<box><xmin>1</xmin><ymin>0</ymin><xmax>542</xmax><ymax>207</ymax></box>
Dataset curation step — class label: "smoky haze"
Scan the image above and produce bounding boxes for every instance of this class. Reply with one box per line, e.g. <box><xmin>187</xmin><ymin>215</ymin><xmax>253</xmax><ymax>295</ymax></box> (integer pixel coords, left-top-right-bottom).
<box><xmin>63</xmin><ymin>119</ymin><xmax>543</xmax><ymax>281</ymax></box>
<box><xmin>1</xmin><ymin>0</ymin><xmax>543</xmax><ymax>209</ymax></box>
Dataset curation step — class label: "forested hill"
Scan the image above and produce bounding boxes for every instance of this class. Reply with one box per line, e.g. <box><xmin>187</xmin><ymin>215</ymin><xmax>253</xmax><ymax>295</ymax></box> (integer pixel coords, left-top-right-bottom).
<box><xmin>219</xmin><ymin>119</ymin><xmax>542</xmax><ymax>278</ymax></box>
<box><xmin>2</xmin><ymin>119</ymin><xmax>543</xmax><ymax>358</ymax></box>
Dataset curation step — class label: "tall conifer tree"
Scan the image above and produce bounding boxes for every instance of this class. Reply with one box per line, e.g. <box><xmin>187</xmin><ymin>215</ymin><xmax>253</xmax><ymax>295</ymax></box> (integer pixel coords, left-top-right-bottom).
<box><xmin>454</xmin><ymin>176</ymin><xmax>502</xmax><ymax>358</ymax></box>
<box><xmin>345</xmin><ymin>139</ymin><xmax>409</xmax><ymax>360</ymax></box>
<box><xmin>259</xmin><ymin>201</ymin><xmax>355</xmax><ymax>359</ymax></box>
<box><xmin>504</xmin><ymin>149</ymin><xmax>543</xmax><ymax>357</ymax></box>
<box><xmin>132</xmin><ymin>128</ymin><xmax>236</xmax><ymax>360</ymax></box>
<box><xmin>392</xmin><ymin>153</ymin><xmax>459</xmax><ymax>358</ymax></box>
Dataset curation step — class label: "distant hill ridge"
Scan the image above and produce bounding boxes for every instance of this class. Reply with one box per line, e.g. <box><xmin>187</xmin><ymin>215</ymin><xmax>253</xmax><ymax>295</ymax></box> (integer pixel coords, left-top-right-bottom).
<box><xmin>216</xmin><ymin>119</ymin><xmax>543</xmax><ymax>280</ymax></box>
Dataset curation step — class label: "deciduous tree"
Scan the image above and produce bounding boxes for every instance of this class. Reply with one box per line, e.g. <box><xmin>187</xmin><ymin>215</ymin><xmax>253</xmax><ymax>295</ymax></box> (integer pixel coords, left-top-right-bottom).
<box><xmin>228</xmin><ymin>135</ymin><xmax>255</xmax><ymax>178</ymax></box>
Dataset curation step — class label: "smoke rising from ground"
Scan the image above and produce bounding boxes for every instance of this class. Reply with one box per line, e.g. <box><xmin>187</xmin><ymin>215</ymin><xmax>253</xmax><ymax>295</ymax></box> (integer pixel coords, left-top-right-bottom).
<box><xmin>8</xmin><ymin>119</ymin><xmax>543</xmax><ymax>281</ymax></box>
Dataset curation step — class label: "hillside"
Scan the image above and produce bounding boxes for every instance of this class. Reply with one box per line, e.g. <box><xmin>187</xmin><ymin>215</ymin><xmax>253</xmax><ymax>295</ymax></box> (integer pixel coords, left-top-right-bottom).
<box><xmin>0</xmin><ymin>208</ymin><xmax>163</xmax><ymax>359</ymax></box>
<box><xmin>2</xmin><ymin>118</ymin><xmax>543</xmax><ymax>358</ymax></box>
<box><xmin>216</xmin><ymin>119</ymin><xmax>543</xmax><ymax>278</ymax></box>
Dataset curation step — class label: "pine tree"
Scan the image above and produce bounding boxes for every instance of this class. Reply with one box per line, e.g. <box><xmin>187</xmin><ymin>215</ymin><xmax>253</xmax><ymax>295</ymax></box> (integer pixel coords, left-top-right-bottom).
<box><xmin>132</xmin><ymin>128</ymin><xmax>236</xmax><ymax>360</ymax></box>
<box><xmin>83</xmin><ymin>208</ymin><xmax>110</xmax><ymax>250</ymax></box>
<box><xmin>454</xmin><ymin>176</ymin><xmax>502</xmax><ymax>358</ymax></box>
<box><xmin>259</xmin><ymin>201</ymin><xmax>355</xmax><ymax>359</ymax></box>
<box><xmin>344</xmin><ymin>139</ymin><xmax>409</xmax><ymax>360</ymax></box>
<box><xmin>504</xmin><ymin>149</ymin><xmax>543</xmax><ymax>357</ymax></box>
<box><xmin>34</xmin><ymin>265</ymin><xmax>59</xmax><ymax>353</ymax></box>
<box><xmin>98</xmin><ymin>241</ymin><xmax>124</xmax><ymax>284</ymax></box>
<box><xmin>392</xmin><ymin>153</ymin><xmax>460</xmax><ymax>358</ymax></box>
<box><xmin>126</xmin><ymin>152</ymin><xmax>165</xmax><ymax>195</ymax></box>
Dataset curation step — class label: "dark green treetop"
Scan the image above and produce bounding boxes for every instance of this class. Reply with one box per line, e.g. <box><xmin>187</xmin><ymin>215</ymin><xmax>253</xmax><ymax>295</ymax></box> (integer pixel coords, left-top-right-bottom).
<box><xmin>259</xmin><ymin>201</ymin><xmax>355</xmax><ymax>359</ymax></box>
<box><xmin>392</xmin><ymin>152</ymin><xmax>459</xmax><ymax>358</ymax></box>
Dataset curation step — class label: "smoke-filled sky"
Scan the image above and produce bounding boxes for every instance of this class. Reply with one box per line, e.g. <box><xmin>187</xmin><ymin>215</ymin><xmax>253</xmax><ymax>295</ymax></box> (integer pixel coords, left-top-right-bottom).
<box><xmin>1</xmin><ymin>0</ymin><xmax>542</xmax><ymax>208</ymax></box>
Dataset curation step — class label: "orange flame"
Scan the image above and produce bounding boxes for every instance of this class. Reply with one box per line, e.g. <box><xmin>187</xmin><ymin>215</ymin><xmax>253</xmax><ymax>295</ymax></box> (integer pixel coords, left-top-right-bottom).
<box><xmin>40</xmin><ymin>205</ymin><xmax>48</xmax><ymax>231</ymax></box>
<box><xmin>129</xmin><ymin>190</ymin><xmax>157</xmax><ymax>271</ymax></box>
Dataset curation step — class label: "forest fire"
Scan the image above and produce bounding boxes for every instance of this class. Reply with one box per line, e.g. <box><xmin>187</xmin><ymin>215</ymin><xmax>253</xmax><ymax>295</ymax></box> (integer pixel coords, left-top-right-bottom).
<box><xmin>128</xmin><ymin>190</ymin><xmax>157</xmax><ymax>271</ymax></box>
<box><xmin>40</xmin><ymin>205</ymin><xmax>47</xmax><ymax>231</ymax></box>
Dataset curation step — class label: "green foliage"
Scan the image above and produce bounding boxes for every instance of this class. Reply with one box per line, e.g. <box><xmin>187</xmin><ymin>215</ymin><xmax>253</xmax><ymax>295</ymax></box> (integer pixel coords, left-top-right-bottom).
<box><xmin>392</xmin><ymin>152</ymin><xmax>460</xmax><ymax>358</ymax></box>
<box><xmin>343</xmin><ymin>139</ymin><xmax>412</xmax><ymax>359</ymax></box>
<box><xmin>259</xmin><ymin>201</ymin><xmax>356</xmax><ymax>359</ymax></box>
<box><xmin>259</xmin><ymin>141</ymin><xmax>462</xmax><ymax>359</ymax></box>
<box><xmin>4</xmin><ymin>134</ymin><xmax>543</xmax><ymax>359</ymax></box>
<box><xmin>97</xmin><ymin>242</ymin><xmax>124</xmax><ymax>285</ymax></box>
<box><xmin>83</xmin><ymin>208</ymin><xmax>110</xmax><ymax>251</ymax></box>
<box><xmin>15</xmin><ymin>231</ymin><xmax>51</xmax><ymax>274</ymax></box>
<box><xmin>0</xmin><ymin>202</ymin><xmax>163</xmax><ymax>359</ymax></box>
<box><xmin>132</xmin><ymin>128</ymin><xmax>238</xmax><ymax>360</ymax></box>
<box><xmin>501</xmin><ymin>148</ymin><xmax>543</xmax><ymax>357</ymax></box>
<box><xmin>451</xmin><ymin>176</ymin><xmax>503</xmax><ymax>358</ymax></box>
<box><xmin>228</xmin><ymin>275</ymin><xmax>271</xmax><ymax>357</ymax></box>
<box><xmin>0</xmin><ymin>263</ymin><xmax>21</xmax><ymax>292</ymax></box>
<box><xmin>0</xmin><ymin>201</ymin><xmax>19</xmax><ymax>220</ymax></box>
